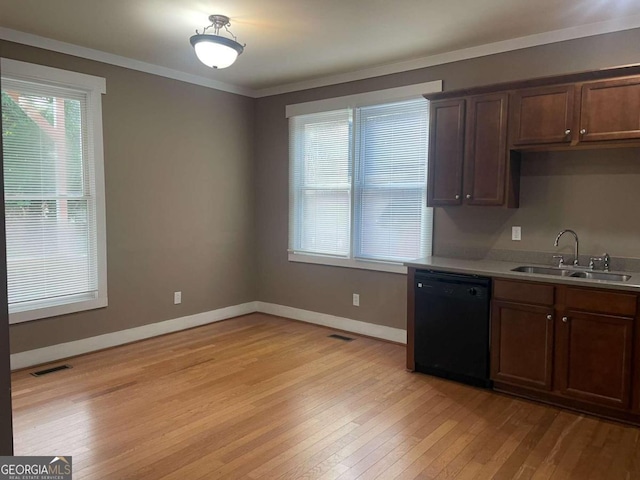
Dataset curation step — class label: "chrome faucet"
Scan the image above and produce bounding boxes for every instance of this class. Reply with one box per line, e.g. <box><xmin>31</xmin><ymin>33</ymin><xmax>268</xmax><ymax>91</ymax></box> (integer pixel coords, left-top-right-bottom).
<box><xmin>554</xmin><ymin>229</ymin><xmax>579</xmax><ymax>266</ymax></box>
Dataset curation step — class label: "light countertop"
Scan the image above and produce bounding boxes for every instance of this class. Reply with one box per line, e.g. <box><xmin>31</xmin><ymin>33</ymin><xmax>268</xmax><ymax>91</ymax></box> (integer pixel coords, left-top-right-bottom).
<box><xmin>405</xmin><ymin>256</ymin><xmax>640</xmax><ymax>293</ymax></box>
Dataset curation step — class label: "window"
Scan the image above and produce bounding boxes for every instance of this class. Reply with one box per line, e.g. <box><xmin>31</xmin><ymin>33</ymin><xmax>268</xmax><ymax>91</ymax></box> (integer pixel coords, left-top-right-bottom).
<box><xmin>288</xmin><ymin>81</ymin><xmax>440</xmax><ymax>273</ymax></box>
<box><xmin>354</xmin><ymin>101</ymin><xmax>430</xmax><ymax>262</ymax></box>
<box><xmin>1</xmin><ymin>59</ymin><xmax>107</xmax><ymax>323</ymax></box>
<box><xmin>289</xmin><ymin>109</ymin><xmax>352</xmax><ymax>257</ymax></box>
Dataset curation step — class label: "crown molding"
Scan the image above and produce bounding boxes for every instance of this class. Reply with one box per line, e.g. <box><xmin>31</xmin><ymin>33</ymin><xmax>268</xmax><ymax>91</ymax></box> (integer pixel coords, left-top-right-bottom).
<box><xmin>2</xmin><ymin>13</ymin><xmax>640</xmax><ymax>100</ymax></box>
<box><xmin>0</xmin><ymin>27</ymin><xmax>254</xmax><ymax>97</ymax></box>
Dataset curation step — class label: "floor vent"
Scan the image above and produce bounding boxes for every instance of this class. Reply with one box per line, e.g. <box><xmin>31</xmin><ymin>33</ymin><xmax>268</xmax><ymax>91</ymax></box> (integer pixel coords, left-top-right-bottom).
<box><xmin>328</xmin><ymin>334</ymin><xmax>355</xmax><ymax>342</ymax></box>
<box><xmin>30</xmin><ymin>365</ymin><xmax>72</xmax><ymax>377</ymax></box>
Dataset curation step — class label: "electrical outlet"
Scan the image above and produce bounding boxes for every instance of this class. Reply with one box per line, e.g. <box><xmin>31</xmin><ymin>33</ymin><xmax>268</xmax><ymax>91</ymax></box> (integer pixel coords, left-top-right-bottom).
<box><xmin>352</xmin><ymin>293</ymin><xmax>360</xmax><ymax>307</ymax></box>
<box><xmin>174</xmin><ymin>291</ymin><xmax>182</xmax><ymax>305</ymax></box>
<box><xmin>512</xmin><ymin>226</ymin><xmax>522</xmax><ymax>241</ymax></box>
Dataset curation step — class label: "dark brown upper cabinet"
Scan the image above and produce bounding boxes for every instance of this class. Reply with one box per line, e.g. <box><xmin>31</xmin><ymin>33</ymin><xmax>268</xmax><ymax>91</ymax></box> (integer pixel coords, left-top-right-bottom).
<box><xmin>510</xmin><ymin>85</ymin><xmax>575</xmax><ymax>146</ymax></box>
<box><xmin>511</xmin><ymin>77</ymin><xmax>640</xmax><ymax>147</ymax></box>
<box><xmin>427</xmin><ymin>99</ymin><xmax>465</xmax><ymax>206</ymax></box>
<box><xmin>424</xmin><ymin>65</ymin><xmax>640</xmax><ymax>209</ymax></box>
<box><xmin>579</xmin><ymin>77</ymin><xmax>640</xmax><ymax>142</ymax></box>
<box><xmin>464</xmin><ymin>93</ymin><xmax>508</xmax><ymax>205</ymax></box>
<box><xmin>427</xmin><ymin>94</ymin><xmax>509</xmax><ymax>207</ymax></box>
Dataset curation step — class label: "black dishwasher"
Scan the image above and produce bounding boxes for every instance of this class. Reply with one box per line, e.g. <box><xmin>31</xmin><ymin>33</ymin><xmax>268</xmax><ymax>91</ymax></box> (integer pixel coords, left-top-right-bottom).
<box><xmin>414</xmin><ymin>270</ymin><xmax>492</xmax><ymax>388</ymax></box>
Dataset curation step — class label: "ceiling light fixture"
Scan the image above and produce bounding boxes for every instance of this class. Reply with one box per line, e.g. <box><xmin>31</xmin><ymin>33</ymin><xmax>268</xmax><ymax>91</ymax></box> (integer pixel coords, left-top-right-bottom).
<box><xmin>190</xmin><ymin>15</ymin><xmax>245</xmax><ymax>69</ymax></box>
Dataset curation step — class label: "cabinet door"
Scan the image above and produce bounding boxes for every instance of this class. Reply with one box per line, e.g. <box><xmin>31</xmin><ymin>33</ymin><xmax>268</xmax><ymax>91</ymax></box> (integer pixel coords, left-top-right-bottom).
<box><xmin>580</xmin><ymin>77</ymin><xmax>640</xmax><ymax>142</ymax></box>
<box><xmin>463</xmin><ymin>93</ymin><xmax>508</xmax><ymax>205</ymax></box>
<box><xmin>510</xmin><ymin>85</ymin><xmax>575</xmax><ymax>146</ymax></box>
<box><xmin>491</xmin><ymin>301</ymin><xmax>554</xmax><ymax>390</ymax></box>
<box><xmin>556</xmin><ymin>310</ymin><xmax>633</xmax><ymax>408</ymax></box>
<box><xmin>427</xmin><ymin>99</ymin><xmax>465</xmax><ymax>206</ymax></box>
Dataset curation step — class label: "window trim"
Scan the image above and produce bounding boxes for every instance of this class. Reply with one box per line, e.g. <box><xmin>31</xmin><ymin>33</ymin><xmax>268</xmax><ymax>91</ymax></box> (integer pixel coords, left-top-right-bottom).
<box><xmin>288</xmin><ymin>252</ymin><xmax>408</xmax><ymax>274</ymax></box>
<box><xmin>285</xmin><ymin>80</ymin><xmax>442</xmax><ymax>117</ymax></box>
<box><xmin>1</xmin><ymin>58</ymin><xmax>108</xmax><ymax>324</ymax></box>
<box><xmin>286</xmin><ymin>81</ymin><xmax>441</xmax><ymax>274</ymax></box>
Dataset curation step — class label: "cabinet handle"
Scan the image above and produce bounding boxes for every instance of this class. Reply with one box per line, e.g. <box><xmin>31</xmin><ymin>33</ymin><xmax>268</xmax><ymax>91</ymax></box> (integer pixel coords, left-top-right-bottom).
<box><xmin>455</xmin><ymin>194</ymin><xmax>460</xmax><ymax>199</ymax></box>
<box><xmin>580</xmin><ymin>129</ymin><xmax>587</xmax><ymax>135</ymax></box>
<box><xmin>546</xmin><ymin>314</ymin><xmax>553</xmax><ymax>320</ymax></box>
<box><xmin>562</xmin><ymin>316</ymin><xmax>568</xmax><ymax>323</ymax></box>
<box><xmin>465</xmin><ymin>194</ymin><xmax>472</xmax><ymax>199</ymax></box>
<box><xmin>564</xmin><ymin>129</ymin><xmax>571</xmax><ymax>135</ymax></box>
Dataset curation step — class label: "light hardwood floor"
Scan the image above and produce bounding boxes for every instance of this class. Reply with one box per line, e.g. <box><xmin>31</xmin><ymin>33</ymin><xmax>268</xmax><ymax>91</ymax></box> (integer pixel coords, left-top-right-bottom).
<box><xmin>11</xmin><ymin>313</ymin><xmax>640</xmax><ymax>479</ymax></box>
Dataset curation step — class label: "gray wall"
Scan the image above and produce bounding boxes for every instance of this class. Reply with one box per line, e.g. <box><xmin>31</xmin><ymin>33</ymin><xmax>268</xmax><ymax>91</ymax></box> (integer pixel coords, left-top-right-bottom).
<box><xmin>254</xmin><ymin>28</ymin><xmax>640</xmax><ymax>331</ymax></box>
<box><xmin>1</xmin><ymin>40</ymin><xmax>257</xmax><ymax>353</ymax></box>
<box><xmin>436</xmin><ymin>148</ymin><xmax>640</xmax><ymax>259</ymax></box>
<box><xmin>3</xmin><ymin>27</ymin><xmax>640</xmax><ymax>354</ymax></box>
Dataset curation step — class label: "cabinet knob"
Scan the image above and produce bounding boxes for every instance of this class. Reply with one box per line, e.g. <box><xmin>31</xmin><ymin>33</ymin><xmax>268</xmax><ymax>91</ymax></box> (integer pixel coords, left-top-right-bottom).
<box><xmin>546</xmin><ymin>314</ymin><xmax>553</xmax><ymax>320</ymax></box>
<box><xmin>455</xmin><ymin>194</ymin><xmax>460</xmax><ymax>200</ymax></box>
<box><xmin>580</xmin><ymin>129</ymin><xmax>587</xmax><ymax>135</ymax></box>
<box><xmin>465</xmin><ymin>194</ymin><xmax>472</xmax><ymax>199</ymax></box>
<box><xmin>564</xmin><ymin>129</ymin><xmax>571</xmax><ymax>135</ymax></box>
<box><xmin>562</xmin><ymin>316</ymin><xmax>568</xmax><ymax>323</ymax></box>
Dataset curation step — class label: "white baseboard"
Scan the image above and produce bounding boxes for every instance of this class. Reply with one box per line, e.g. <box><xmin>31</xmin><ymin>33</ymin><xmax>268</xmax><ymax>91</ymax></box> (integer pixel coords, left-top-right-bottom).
<box><xmin>10</xmin><ymin>301</ymin><xmax>258</xmax><ymax>370</ymax></box>
<box><xmin>11</xmin><ymin>300</ymin><xmax>407</xmax><ymax>370</ymax></box>
<box><xmin>256</xmin><ymin>302</ymin><xmax>407</xmax><ymax>344</ymax></box>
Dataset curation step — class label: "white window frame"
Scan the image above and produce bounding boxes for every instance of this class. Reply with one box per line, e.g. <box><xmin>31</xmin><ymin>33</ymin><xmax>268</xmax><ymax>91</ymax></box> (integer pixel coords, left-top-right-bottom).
<box><xmin>287</xmin><ymin>80</ymin><xmax>442</xmax><ymax>274</ymax></box>
<box><xmin>1</xmin><ymin>58</ymin><xmax>108</xmax><ymax>324</ymax></box>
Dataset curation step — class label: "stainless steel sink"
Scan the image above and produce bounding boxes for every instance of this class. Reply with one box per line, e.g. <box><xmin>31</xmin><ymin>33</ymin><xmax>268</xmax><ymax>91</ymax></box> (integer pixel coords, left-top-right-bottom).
<box><xmin>511</xmin><ymin>266</ymin><xmax>575</xmax><ymax>276</ymax></box>
<box><xmin>512</xmin><ymin>266</ymin><xmax>631</xmax><ymax>282</ymax></box>
<box><xmin>568</xmin><ymin>271</ymin><xmax>632</xmax><ymax>282</ymax></box>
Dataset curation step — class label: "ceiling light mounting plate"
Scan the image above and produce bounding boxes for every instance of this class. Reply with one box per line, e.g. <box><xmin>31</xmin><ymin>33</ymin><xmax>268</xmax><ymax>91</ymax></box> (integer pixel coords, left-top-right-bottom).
<box><xmin>208</xmin><ymin>15</ymin><xmax>230</xmax><ymax>30</ymax></box>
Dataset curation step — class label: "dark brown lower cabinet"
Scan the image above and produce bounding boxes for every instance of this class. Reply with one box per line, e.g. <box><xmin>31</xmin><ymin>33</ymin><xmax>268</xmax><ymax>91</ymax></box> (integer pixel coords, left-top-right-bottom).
<box><xmin>491</xmin><ymin>278</ymin><xmax>640</xmax><ymax>424</ymax></box>
<box><xmin>556</xmin><ymin>310</ymin><xmax>633</xmax><ymax>409</ymax></box>
<box><xmin>491</xmin><ymin>301</ymin><xmax>553</xmax><ymax>390</ymax></box>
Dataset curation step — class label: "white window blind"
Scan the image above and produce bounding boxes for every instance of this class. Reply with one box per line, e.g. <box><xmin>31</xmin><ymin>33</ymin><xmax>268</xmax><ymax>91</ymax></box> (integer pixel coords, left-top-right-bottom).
<box><xmin>1</xmin><ymin>59</ymin><xmax>107</xmax><ymax>323</ymax></box>
<box><xmin>354</xmin><ymin>100</ymin><xmax>430</xmax><ymax>262</ymax></box>
<box><xmin>289</xmin><ymin>98</ymin><xmax>432</xmax><ymax>265</ymax></box>
<box><xmin>289</xmin><ymin>109</ymin><xmax>352</xmax><ymax>257</ymax></box>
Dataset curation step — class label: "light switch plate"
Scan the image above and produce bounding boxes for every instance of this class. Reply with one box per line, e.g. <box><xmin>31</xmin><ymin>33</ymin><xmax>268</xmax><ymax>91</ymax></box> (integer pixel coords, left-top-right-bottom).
<box><xmin>512</xmin><ymin>226</ymin><xmax>522</xmax><ymax>241</ymax></box>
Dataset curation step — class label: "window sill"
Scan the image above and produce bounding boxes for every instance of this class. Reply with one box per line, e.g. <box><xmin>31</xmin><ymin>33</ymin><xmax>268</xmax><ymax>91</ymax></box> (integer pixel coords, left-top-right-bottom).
<box><xmin>9</xmin><ymin>296</ymin><xmax>108</xmax><ymax>324</ymax></box>
<box><xmin>288</xmin><ymin>253</ymin><xmax>407</xmax><ymax>274</ymax></box>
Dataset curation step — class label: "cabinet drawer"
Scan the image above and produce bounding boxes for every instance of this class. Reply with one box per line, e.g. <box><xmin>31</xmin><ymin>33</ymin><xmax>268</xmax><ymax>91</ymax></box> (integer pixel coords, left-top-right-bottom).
<box><xmin>493</xmin><ymin>279</ymin><xmax>554</xmax><ymax>306</ymax></box>
<box><xmin>565</xmin><ymin>288</ymin><xmax>636</xmax><ymax>316</ymax></box>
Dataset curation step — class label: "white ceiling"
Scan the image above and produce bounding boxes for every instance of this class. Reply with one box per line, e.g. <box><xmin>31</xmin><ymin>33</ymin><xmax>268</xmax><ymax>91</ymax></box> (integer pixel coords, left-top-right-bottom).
<box><xmin>1</xmin><ymin>0</ymin><xmax>640</xmax><ymax>97</ymax></box>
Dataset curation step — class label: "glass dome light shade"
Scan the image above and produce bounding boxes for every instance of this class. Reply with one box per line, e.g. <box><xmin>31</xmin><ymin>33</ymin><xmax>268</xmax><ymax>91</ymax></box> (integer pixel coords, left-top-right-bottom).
<box><xmin>190</xmin><ymin>34</ymin><xmax>244</xmax><ymax>69</ymax></box>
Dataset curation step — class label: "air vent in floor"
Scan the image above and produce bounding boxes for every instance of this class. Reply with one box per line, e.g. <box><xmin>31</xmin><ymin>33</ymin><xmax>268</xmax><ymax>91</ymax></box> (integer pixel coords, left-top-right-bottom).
<box><xmin>328</xmin><ymin>334</ymin><xmax>355</xmax><ymax>342</ymax></box>
<box><xmin>30</xmin><ymin>364</ymin><xmax>72</xmax><ymax>377</ymax></box>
